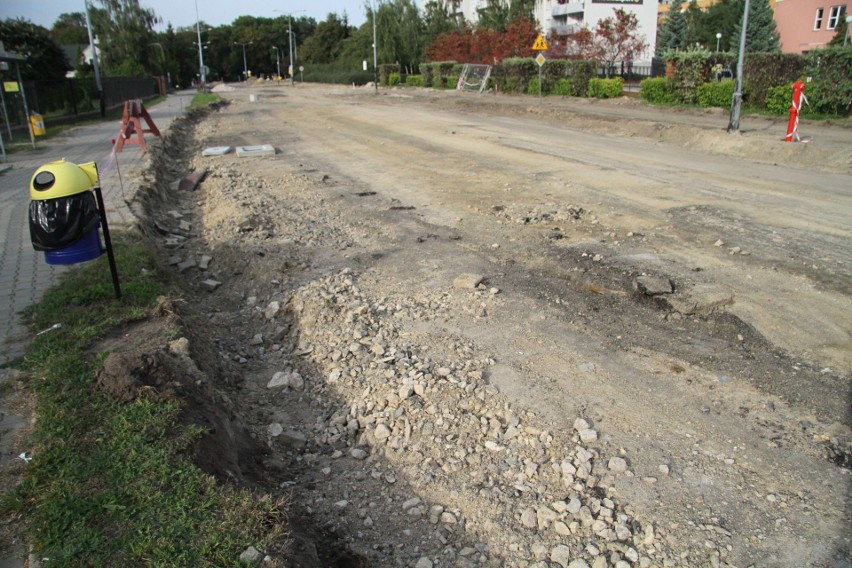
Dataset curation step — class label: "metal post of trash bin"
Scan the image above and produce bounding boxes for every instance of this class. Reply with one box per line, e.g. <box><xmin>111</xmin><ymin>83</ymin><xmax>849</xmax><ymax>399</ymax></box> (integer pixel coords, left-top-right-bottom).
<box><xmin>90</xmin><ymin>163</ymin><xmax>121</xmax><ymax>299</ymax></box>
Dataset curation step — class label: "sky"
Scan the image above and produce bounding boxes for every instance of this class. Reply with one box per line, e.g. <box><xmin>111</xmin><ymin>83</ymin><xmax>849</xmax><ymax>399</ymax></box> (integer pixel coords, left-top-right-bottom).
<box><xmin>0</xmin><ymin>0</ymin><xmax>370</xmax><ymax>32</ymax></box>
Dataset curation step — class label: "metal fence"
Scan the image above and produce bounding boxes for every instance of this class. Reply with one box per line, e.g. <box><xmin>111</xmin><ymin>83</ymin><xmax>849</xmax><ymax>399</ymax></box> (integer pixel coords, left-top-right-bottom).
<box><xmin>596</xmin><ymin>58</ymin><xmax>666</xmax><ymax>93</ymax></box>
<box><xmin>0</xmin><ymin>76</ymin><xmax>158</xmax><ymax>138</ymax></box>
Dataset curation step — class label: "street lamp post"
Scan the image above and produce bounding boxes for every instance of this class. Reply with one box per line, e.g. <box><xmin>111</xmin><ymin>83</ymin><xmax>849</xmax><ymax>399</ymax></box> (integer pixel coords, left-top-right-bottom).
<box><xmin>373</xmin><ymin>4</ymin><xmax>378</xmax><ymax>94</ymax></box>
<box><xmin>727</xmin><ymin>0</ymin><xmax>750</xmax><ymax>133</ymax></box>
<box><xmin>194</xmin><ymin>0</ymin><xmax>206</xmax><ymax>89</ymax></box>
<box><xmin>234</xmin><ymin>41</ymin><xmax>253</xmax><ymax>81</ymax></box>
<box><xmin>716</xmin><ymin>32</ymin><xmax>722</xmax><ymax>52</ymax></box>
<box><xmin>274</xmin><ymin>10</ymin><xmax>305</xmax><ymax>86</ymax></box>
<box><xmin>288</xmin><ymin>17</ymin><xmax>295</xmax><ymax>86</ymax></box>
<box><xmin>273</xmin><ymin>46</ymin><xmax>281</xmax><ymax>84</ymax></box>
<box><xmin>84</xmin><ymin>0</ymin><xmax>105</xmax><ymax>115</ymax></box>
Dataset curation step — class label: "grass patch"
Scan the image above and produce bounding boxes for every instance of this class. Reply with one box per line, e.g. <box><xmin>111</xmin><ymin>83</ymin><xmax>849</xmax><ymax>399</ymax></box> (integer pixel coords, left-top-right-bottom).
<box><xmin>6</xmin><ymin>234</ymin><xmax>284</xmax><ymax>565</ymax></box>
<box><xmin>190</xmin><ymin>93</ymin><xmax>222</xmax><ymax>109</ymax></box>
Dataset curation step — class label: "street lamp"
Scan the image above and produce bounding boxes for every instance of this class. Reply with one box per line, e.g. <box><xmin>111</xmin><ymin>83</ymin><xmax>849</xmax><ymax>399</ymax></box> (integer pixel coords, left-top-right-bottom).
<box><xmin>234</xmin><ymin>41</ymin><xmax>253</xmax><ymax>81</ymax></box>
<box><xmin>727</xmin><ymin>0</ymin><xmax>750</xmax><ymax>133</ymax></box>
<box><xmin>272</xmin><ymin>46</ymin><xmax>281</xmax><ymax>84</ymax></box>
<box><xmin>715</xmin><ymin>32</ymin><xmax>722</xmax><ymax>52</ymax></box>
<box><xmin>274</xmin><ymin>10</ymin><xmax>305</xmax><ymax>86</ymax></box>
<box><xmin>194</xmin><ymin>0</ymin><xmax>207</xmax><ymax>89</ymax></box>
<box><xmin>372</xmin><ymin>2</ymin><xmax>378</xmax><ymax>94</ymax></box>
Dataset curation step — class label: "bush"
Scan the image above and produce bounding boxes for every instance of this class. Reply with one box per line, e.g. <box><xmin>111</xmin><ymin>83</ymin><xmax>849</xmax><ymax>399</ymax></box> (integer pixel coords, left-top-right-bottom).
<box><xmin>389</xmin><ymin>72</ymin><xmax>401</xmax><ymax>87</ymax></box>
<box><xmin>804</xmin><ymin>46</ymin><xmax>852</xmax><ymax>116</ymax></box>
<box><xmin>696</xmin><ymin>79</ymin><xmax>735</xmax><ymax>108</ymax></box>
<box><xmin>743</xmin><ymin>52</ymin><xmax>805</xmax><ymax>106</ymax></box>
<box><xmin>640</xmin><ymin>77</ymin><xmax>678</xmax><ymax>104</ymax></box>
<box><xmin>432</xmin><ymin>75</ymin><xmax>444</xmax><ymax>89</ymax></box>
<box><xmin>527</xmin><ymin>77</ymin><xmax>543</xmax><ymax>96</ymax></box>
<box><xmin>664</xmin><ymin>48</ymin><xmax>713</xmax><ymax>104</ymax></box>
<box><xmin>379</xmin><ymin>64</ymin><xmax>400</xmax><ymax>86</ymax></box>
<box><xmin>765</xmin><ymin>85</ymin><xmax>794</xmax><ymax>115</ymax></box>
<box><xmin>587</xmin><ymin>77</ymin><xmax>624</xmax><ymax>98</ymax></box>
<box><xmin>447</xmin><ymin>75</ymin><xmax>460</xmax><ymax>89</ymax></box>
<box><xmin>406</xmin><ymin>74</ymin><xmax>424</xmax><ymax>87</ymax></box>
<box><xmin>551</xmin><ymin>78</ymin><xmax>573</xmax><ymax>96</ymax></box>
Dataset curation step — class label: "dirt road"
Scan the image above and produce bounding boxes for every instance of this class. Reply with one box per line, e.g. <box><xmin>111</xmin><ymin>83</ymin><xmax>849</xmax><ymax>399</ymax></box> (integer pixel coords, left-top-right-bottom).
<box><xmin>142</xmin><ymin>83</ymin><xmax>851</xmax><ymax>567</ymax></box>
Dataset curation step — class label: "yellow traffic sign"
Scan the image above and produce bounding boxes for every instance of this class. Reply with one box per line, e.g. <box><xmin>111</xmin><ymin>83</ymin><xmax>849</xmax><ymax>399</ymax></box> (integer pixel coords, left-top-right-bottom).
<box><xmin>532</xmin><ymin>34</ymin><xmax>548</xmax><ymax>51</ymax></box>
<box><xmin>535</xmin><ymin>53</ymin><xmax>546</xmax><ymax>67</ymax></box>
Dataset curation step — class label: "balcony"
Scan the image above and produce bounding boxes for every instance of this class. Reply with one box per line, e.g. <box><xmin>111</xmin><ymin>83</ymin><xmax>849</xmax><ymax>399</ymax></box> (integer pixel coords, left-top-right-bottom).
<box><xmin>552</xmin><ymin>2</ymin><xmax>585</xmax><ymax>16</ymax></box>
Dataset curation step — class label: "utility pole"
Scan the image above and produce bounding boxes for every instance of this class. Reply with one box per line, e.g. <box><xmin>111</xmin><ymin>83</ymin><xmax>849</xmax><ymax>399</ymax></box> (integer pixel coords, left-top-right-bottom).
<box><xmin>194</xmin><ymin>0</ymin><xmax>207</xmax><ymax>89</ymax></box>
<box><xmin>273</xmin><ymin>46</ymin><xmax>281</xmax><ymax>84</ymax></box>
<box><xmin>234</xmin><ymin>42</ymin><xmax>252</xmax><ymax>81</ymax></box>
<box><xmin>373</xmin><ymin>4</ymin><xmax>378</xmax><ymax>94</ymax></box>
<box><xmin>727</xmin><ymin>0</ymin><xmax>750</xmax><ymax>133</ymax></box>
<box><xmin>84</xmin><ymin>0</ymin><xmax>104</xmax><ymax>116</ymax></box>
<box><xmin>288</xmin><ymin>16</ymin><xmax>295</xmax><ymax>86</ymax></box>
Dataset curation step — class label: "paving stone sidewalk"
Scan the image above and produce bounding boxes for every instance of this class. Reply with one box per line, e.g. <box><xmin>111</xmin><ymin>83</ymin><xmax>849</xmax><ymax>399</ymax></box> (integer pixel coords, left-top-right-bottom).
<box><xmin>0</xmin><ymin>91</ymin><xmax>195</xmax><ymax>367</ymax></box>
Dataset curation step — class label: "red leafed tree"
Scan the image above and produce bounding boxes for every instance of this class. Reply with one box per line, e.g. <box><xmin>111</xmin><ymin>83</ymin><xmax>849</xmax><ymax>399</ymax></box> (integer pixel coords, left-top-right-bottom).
<box><xmin>424</xmin><ymin>16</ymin><xmax>540</xmax><ymax>63</ymax></box>
<box><xmin>497</xmin><ymin>17</ymin><xmax>540</xmax><ymax>59</ymax></box>
<box><xmin>426</xmin><ymin>29</ymin><xmax>474</xmax><ymax>62</ymax></box>
<box><xmin>589</xmin><ymin>9</ymin><xmax>647</xmax><ymax>76</ymax></box>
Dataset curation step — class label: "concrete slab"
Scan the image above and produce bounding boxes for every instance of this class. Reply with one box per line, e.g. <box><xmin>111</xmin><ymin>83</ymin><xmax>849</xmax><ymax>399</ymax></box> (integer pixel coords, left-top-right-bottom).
<box><xmin>236</xmin><ymin>144</ymin><xmax>275</xmax><ymax>158</ymax></box>
<box><xmin>202</xmin><ymin>146</ymin><xmax>231</xmax><ymax>156</ymax></box>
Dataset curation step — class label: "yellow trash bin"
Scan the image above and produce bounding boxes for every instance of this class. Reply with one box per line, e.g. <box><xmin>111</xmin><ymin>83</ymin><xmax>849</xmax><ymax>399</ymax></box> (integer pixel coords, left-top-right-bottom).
<box><xmin>30</xmin><ymin>112</ymin><xmax>46</xmax><ymax>136</ymax></box>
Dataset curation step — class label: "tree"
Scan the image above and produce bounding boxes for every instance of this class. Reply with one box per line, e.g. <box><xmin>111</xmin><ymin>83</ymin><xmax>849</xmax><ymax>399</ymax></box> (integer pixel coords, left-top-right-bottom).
<box><xmin>588</xmin><ymin>9</ymin><xmax>647</xmax><ymax>76</ymax></box>
<box><xmin>656</xmin><ymin>0</ymin><xmax>688</xmax><ymax>54</ymax></box>
<box><xmin>731</xmin><ymin>0</ymin><xmax>779</xmax><ymax>53</ymax></box>
<box><xmin>299</xmin><ymin>13</ymin><xmax>351</xmax><ymax>64</ymax></box>
<box><xmin>0</xmin><ymin>18</ymin><xmax>69</xmax><ymax>79</ymax></box>
<box><xmin>51</xmin><ymin>13</ymin><xmax>89</xmax><ymax>45</ymax></box>
<box><xmin>422</xmin><ymin>0</ymin><xmax>462</xmax><ymax>49</ymax></box>
<box><xmin>373</xmin><ymin>0</ymin><xmax>424</xmax><ymax>71</ymax></box>
<box><xmin>95</xmin><ymin>0</ymin><xmax>161</xmax><ymax>75</ymax></box>
<box><xmin>424</xmin><ymin>16</ymin><xmax>537</xmax><ymax>63</ymax></box>
<box><xmin>688</xmin><ymin>0</ymin><xmax>743</xmax><ymax>52</ymax></box>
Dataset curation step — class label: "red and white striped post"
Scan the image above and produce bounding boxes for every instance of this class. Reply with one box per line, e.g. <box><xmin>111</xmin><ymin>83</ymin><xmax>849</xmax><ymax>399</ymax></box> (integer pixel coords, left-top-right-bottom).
<box><xmin>785</xmin><ymin>80</ymin><xmax>806</xmax><ymax>142</ymax></box>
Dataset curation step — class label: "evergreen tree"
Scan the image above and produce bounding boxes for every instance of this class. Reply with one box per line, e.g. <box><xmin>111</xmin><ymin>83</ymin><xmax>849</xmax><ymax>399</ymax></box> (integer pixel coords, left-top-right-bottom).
<box><xmin>731</xmin><ymin>0</ymin><xmax>779</xmax><ymax>53</ymax></box>
<box><xmin>656</xmin><ymin>0</ymin><xmax>688</xmax><ymax>55</ymax></box>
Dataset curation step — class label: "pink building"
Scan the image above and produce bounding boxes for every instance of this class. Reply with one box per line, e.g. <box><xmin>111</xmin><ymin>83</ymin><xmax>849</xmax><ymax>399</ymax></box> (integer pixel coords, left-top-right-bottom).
<box><xmin>774</xmin><ymin>0</ymin><xmax>848</xmax><ymax>53</ymax></box>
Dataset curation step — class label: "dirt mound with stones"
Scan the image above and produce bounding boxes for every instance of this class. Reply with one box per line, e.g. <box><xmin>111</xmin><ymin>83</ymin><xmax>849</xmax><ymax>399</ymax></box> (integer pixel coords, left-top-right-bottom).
<box><xmin>128</xmin><ymin>88</ymin><xmax>850</xmax><ymax>568</ymax></box>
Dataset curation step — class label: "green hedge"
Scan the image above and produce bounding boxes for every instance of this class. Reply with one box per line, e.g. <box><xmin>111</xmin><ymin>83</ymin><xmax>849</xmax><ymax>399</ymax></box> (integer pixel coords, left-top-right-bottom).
<box><xmin>406</xmin><ymin>74</ymin><xmax>424</xmax><ymax>87</ymax></box>
<box><xmin>640</xmin><ymin>77</ymin><xmax>678</xmax><ymax>104</ymax></box>
<box><xmin>300</xmin><ymin>63</ymin><xmax>375</xmax><ymax>85</ymax></box>
<box><xmin>587</xmin><ymin>77</ymin><xmax>623</xmax><ymax>98</ymax></box>
<box><xmin>765</xmin><ymin>85</ymin><xmax>793</xmax><ymax>115</ymax></box>
<box><xmin>804</xmin><ymin>46</ymin><xmax>852</xmax><ymax>116</ymax></box>
<box><xmin>743</xmin><ymin>52</ymin><xmax>806</xmax><ymax>106</ymax></box>
<box><xmin>379</xmin><ymin>64</ymin><xmax>400</xmax><ymax>86</ymax></box>
<box><xmin>389</xmin><ymin>72</ymin><xmax>401</xmax><ymax>87</ymax></box>
<box><xmin>696</xmin><ymin>79</ymin><xmax>736</xmax><ymax>108</ymax></box>
<box><xmin>421</xmin><ymin>61</ymin><xmax>459</xmax><ymax>89</ymax></box>
<box><xmin>552</xmin><ymin>78</ymin><xmax>573</xmax><ymax>96</ymax></box>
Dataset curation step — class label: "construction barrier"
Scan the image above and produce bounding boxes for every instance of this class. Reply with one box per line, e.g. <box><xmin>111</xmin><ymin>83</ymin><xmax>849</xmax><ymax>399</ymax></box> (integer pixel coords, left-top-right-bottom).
<box><xmin>114</xmin><ymin>99</ymin><xmax>161</xmax><ymax>152</ymax></box>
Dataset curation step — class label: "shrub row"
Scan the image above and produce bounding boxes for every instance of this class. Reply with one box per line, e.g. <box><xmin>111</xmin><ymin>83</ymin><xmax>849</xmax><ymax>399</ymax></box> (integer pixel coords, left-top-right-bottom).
<box><xmin>376</xmin><ymin>46</ymin><xmax>850</xmax><ymax>116</ymax></box>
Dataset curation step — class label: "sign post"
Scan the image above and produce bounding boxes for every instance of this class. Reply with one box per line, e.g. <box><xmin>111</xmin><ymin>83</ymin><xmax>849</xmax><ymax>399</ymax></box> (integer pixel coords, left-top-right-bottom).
<box><xmin>532</xmin><ymin>35</ymin><xmax>548</xmax><ymax>100</ymax></box>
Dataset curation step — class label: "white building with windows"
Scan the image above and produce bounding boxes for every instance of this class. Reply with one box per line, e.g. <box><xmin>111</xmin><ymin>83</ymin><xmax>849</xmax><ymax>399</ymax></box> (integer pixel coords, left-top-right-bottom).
<box><xmin>445</xmin><ymin>0</ymin><xmax>658</xmax><ymax>63</ymax></box>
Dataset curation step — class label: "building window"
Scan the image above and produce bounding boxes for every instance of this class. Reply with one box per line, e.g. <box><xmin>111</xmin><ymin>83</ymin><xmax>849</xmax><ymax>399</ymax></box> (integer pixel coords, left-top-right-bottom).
<box><xmin>814</xmin><ymin>7</ymin><xmax>824</xmax><ymax>29</ymax></box>
<box><xmin>827</xmin><ymin>5</ymin><xmax>846</xmax><ymax>29</ymax></box>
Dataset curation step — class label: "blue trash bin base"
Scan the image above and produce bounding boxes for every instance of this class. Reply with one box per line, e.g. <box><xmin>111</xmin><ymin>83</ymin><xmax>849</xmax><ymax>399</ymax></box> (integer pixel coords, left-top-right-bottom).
<box><xmin>44</xmin><ymin>227</ymin><xmax>104</xmax><ymax>265</ymax></box>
